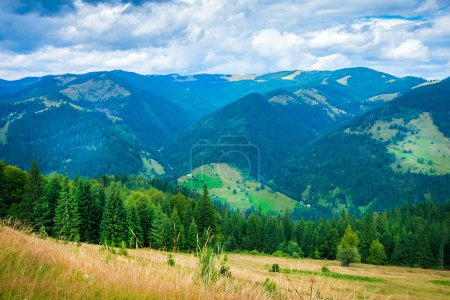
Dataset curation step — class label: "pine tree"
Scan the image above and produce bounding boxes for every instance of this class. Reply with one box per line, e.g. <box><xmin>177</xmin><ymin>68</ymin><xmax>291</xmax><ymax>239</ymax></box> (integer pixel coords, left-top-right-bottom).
<box><xmin>149</xmin><ymin>206</ymin><xmax>167</xmax><ymax>249</ymax></box>
<box><xmin>263</xmin><ymin>216</ymin><xmax>282</xmax><ymax>254</ymax></box>
<box><xmin>243</xmin><ymin>214</ymin><xmax>263</xmax><ymax>250</ymax></box>
<box><xmin>23</xmin><ymin>161</ymin><xmax>47</xmax><ymax>227</ymax></box>
<box><xmin>77</xmin><ymin>180</ymin><xmax>101</xmax><ymax>243</ymax></box>
<box><xmin>168</xmin><ymin>209</ymin><xmax>185</xmax><ymax>251</ymax></box>
<box><xmin>195</xmin><ymin>185</ymin><xmax>217</xmax><ymax>235</ymax></box>
<box><xmin>53</xmin><ymin>178</ymin><xmax>80</xmax><ymax>241</ymax></box>
<box><xmin>336</xmin><ymin>225</ymin><xmax>361</xmax><ymax>266</ymax></box>
<box><xmin>99</xmin><ymin>184</ymin><xmax>128</xmax><ymax>246</ymax></box>
<box><xmin>319</xmin><ymin>228</ymin><xmax>339</xmax><ymax>259</ymax></box>
<box><xmin>44</xmin><ymin>175</ymin><xmax>62</xmax><ymax>235</ymax></box>
<box><xmin>187</xmin><ymin>218</ymin><xmax>199</xmax><ymax>252</ymax></box>
<box><xmin>127</xmin><ymin>204</ymin><xmax>144</xmax><ymax>248</ymax></box>
<box><xmin>359</xmin><ymin>214</ymin><xmax>378</xmax><ymax>262</ymax></box>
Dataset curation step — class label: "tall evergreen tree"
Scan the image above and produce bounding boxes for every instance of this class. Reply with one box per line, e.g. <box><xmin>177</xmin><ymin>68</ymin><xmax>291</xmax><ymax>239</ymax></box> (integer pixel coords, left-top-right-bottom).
<box><xmin>77</xmin><ymin>180</ymin><xmax>101</xmax><ymax>243</ymax></box>
<box><xmin>195</xmin><ymin>185</ymin><xmax>217</xmax><ymax>235</ymax></box>
<box><xmin>149</xmin><ymin>205</ymin><xmax>167</xmax><ymax>249</ymax></box>
<box><xmin>187</xmin><ymin>218</ymin><xmax>199</xmax><ymax>252</ymax></box>
<box><xmin>100</xmin><ymin>184</ymin><xmax>128</xmax><ymax>246</ymax></box>
<box><xmin>44</xmin><ymin>175</ymin><xmax>62</xmax><ymax>235</ymax></box>
<box><xmin>23</xmin><ymin>161</ymin><xmax>47</xmax><ymax>227</ymax></box>
<box><xmin>53</xmin><ymin>178</ymin><xmax>80</xmax><ymax>241</ymax></box>
<box><xmin>127</xmin><ymin>204</ymin><xmax>144</xmax><ymax>248</ymax></box>
<box><xmin>320</xmin><ymin>228</ymin><xmax>339</xmax><ymax>259</ymax></box>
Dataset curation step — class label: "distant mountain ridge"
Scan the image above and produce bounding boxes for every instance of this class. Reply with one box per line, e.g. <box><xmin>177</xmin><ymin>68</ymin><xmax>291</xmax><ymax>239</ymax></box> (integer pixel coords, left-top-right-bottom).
<box><xmin>0</xmin><ymin>67</ymin><xmax>427</xmax><ymax>179</ymax></box>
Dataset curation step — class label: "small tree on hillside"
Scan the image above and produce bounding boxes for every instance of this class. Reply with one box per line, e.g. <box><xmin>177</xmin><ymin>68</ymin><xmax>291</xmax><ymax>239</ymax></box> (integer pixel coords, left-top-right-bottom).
<box><xmin>337</xmin><ymin>225</ymin><xmax>361</xmax><ymax>266</ymax></box>
<box><xmin>367</xmin><ymin>240</ymin><xmax>386</xmax><ymax>265</ymax></box>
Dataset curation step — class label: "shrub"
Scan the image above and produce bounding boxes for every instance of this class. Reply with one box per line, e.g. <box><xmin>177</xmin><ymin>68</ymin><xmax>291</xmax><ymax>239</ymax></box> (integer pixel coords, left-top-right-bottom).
<box><xmin>219</xmin><ymin>264</ymin><xmax>231</xmax><ymax>277</ymax></box>
<box><xmin>167</xmin><ymin>253</ymin><xmax>175</xmax><ymax>267</ymax></box>
<box><xmin>119</xmin><ymin>241</ymin><xmax>128</xmax><ymax>256</ymax></box>
<box><xmin>264</xmin><ymin>278</ymin><xmax>277</xmax><ymax>294</ymax></box>
<box><xmin>270</xmin><ymin>264</ymin><xmax>280</xmax><ymax>273</ymax></box>
<box><xmin>321</xmin><ymin>265</ymin><xmax>330</xmax><ymax>273</ymax></box>
<box><xmin>272</xmin><ymin>250</ymin><xmax>286</xmax><ymax>257</ymax></box>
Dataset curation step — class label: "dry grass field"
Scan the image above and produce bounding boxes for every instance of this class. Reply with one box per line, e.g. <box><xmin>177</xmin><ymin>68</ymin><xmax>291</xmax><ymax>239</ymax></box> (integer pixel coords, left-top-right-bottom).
<box><xmin>1</xmin><ymin>222</ymin><xmax>449</xmax><ymax>300</ymax></box>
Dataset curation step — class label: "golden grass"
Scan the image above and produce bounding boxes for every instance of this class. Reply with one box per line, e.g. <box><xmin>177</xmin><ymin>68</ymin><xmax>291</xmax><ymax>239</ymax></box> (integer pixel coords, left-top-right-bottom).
<box><xmin>1</xmin><ymin>222</ymin><xmax>449</xmax><ymax>299</ymax></box>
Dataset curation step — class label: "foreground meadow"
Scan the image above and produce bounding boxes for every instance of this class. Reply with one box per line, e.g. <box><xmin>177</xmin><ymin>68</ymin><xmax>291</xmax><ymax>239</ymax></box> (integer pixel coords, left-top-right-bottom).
<box><xmin>1</xmin><ymin>224</ymin><xmax>449</xmax><ymax>299</ymax></box>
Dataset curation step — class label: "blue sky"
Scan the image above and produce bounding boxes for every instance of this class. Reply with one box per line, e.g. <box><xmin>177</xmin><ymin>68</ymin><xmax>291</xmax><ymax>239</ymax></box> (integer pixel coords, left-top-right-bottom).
<box><xmin>0</xmin><ymin>0</ymin><xmax>449</xmax><ymax>79</ymax></box>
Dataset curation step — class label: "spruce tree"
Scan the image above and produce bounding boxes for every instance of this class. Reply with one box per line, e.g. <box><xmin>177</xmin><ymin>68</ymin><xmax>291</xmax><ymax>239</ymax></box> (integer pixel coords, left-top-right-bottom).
<box><xmin>44</xmin><ymin>175</ymin><xmax>62</xmax><ymax>235</ymax></box>
<box><xmin>149</xmin><ymin>206</ymin><xmax>167</xmax><ymax>249</ymax></box>
<box><xmin>320</xmin><ymin>228</ymin><xmax>339</xmax><ymax>259</ymax></box>
<box><xmin>168</xmin><ymin>209</ymin><xmax>185</xmax><ymax>251</ymax></box>
<box><xmin>53</xmin><ymin>178</ymin><xmax>80</xmax><ymax>241</ymax></box>
<box><xmin>99</xmin><ymin>184</ymin><xmax>128</xmax><ymax>246</ymax></box>
<box><xmin>195</xmin><ymin>185</ymin><xmax>217</xmax><ymax>235</ymax></box>
<box><xmin>24</xmin><ymin>161</ymin><xmax>47</xmax><ymax>227</ymax></box>
<box><xmin>187</xmin><ymin>218</ymin><xmax>199</xmax><ymax>252</ymax></box>
<box><xmin>77</xmin><ymin>180</ymin><xmax>101</xmax><ymax>243</ymax></box>
<box><xmin>127</xmin><ymin>204</ymin><xmax>144</xmax><ymax>248</ymax></box>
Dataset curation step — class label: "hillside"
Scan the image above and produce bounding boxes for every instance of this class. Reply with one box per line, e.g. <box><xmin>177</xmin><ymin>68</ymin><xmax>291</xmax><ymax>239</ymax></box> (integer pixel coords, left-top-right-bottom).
<box><xmin>2</xmin><ymin>224</ymin><xmax>450</xmax><ymax>300</ymax></box>
<box><xmin>178</xmin><ymin>163</ymin><xmax>300</xmax><ymax>214</ymax></box>
<box><xmin>162</xmin><ymin>90</ymin><xmax>342</xmax><ymax>180</ymax></box>
<box><xmin>0</xmin><ymin>72</ymin><xmax>193</xmax><ymax>176</ymax></box>
<box><xmin>272</xmin><ymin>78</ymin><xmax>450</xmax><ymax>213</ymax></box>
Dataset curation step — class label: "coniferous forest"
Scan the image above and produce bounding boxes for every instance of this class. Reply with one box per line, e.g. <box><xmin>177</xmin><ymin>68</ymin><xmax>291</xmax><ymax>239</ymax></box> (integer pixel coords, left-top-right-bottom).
<box><xmin>2</xmin><ymin>160</ymin><xmax>449</xmax><ymax>270</ymax></box>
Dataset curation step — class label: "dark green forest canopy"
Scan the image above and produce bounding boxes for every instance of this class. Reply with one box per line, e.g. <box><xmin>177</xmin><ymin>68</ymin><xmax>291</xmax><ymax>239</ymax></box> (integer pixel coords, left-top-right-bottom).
<box><xmin>272</xmin><ymin>79</ymin><xmax>450</xmax><ymax>211</ymax></box>
<box><xmin>1</xmin><ymin>161</ymin><xmax>449</xmax><ymax>269</ymax></box>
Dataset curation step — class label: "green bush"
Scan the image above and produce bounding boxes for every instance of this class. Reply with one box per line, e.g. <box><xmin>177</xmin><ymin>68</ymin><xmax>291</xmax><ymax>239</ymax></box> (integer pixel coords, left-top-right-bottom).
<box><xmin>272</xmin><ymin>250</ymin><xmax>286</xmax><ymax>257</ymax></box>
<box><xmin>264</xmin><ymin>278</ymin><xmax>277</xmax><ymax>294</ymax></box>
<box><xmin>270</xmin><ymin>264</ymin><xmax>280</xmax><ymax>273</ymax></box>
<box><xmin>167</xmin><ymin>253</ymin><xmax>175</xmax><ymax>267</ymax></box>
<box><xmin>119</xmin><ymin>241</ymin><xmax>128</xmax><ymax>256</ymax></box>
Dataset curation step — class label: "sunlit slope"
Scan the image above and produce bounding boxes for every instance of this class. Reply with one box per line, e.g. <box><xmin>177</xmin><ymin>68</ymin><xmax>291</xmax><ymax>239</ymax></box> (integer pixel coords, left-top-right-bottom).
<box><xmin>178</xmin><ymin>163</ymin><xmax>299</xmax><ymax>213</ymax></box>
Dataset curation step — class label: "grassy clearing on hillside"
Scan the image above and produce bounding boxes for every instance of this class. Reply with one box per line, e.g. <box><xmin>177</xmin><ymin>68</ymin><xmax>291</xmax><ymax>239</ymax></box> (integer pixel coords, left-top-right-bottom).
<box><xmin>178</xmin><ymin>163</ymin><xmax>298</xmax><ymax>213</ymax></box>
<box><xmin>142</xmin><ymin>157</ymin><xmax>165</xmax><ymax>177</ymax></box>
<box><xmin>1</xmin><ymin>224</ymin><xmax>450</xmax><ymax>299</ymax></box>
<box><xmin>366</xmin><ymin>112</ymin><xmax>450</xmax><ymax>175</ymax></box>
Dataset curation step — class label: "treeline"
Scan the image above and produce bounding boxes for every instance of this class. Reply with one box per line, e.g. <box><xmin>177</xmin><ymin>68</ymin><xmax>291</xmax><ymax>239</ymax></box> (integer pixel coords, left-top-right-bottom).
<box><xmin>1</xmin><ymin>161</ymin><xmax>449</xmax><ymax>269</ymax></box>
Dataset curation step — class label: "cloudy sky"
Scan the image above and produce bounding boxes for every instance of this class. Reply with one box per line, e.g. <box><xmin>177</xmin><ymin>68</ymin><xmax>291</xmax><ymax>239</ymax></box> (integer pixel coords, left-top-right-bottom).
<box><xmin>0</xmin><ymin>0</ymin><xmax>449</xmax><ymax>79</ymax></box>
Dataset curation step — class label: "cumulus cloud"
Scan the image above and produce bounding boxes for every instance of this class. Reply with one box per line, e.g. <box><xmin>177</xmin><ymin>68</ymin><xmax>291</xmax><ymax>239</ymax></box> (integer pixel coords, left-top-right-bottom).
<box><xmin>382</xmin><ymin>39</ymin><xmax>430</xmax><ymax>61</ymax></box>
<box><xmin>0</xmin><ymin>0</ymin><xmax>449</xmax><ymax>79</ymax></box>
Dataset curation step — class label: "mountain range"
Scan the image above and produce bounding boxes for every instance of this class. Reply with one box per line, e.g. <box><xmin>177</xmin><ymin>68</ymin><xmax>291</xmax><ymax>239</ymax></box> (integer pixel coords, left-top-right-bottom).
<box><xmin>1</xmin><ymin>67</ymin><xmax>448</xmax><ymax>215</ymax></box>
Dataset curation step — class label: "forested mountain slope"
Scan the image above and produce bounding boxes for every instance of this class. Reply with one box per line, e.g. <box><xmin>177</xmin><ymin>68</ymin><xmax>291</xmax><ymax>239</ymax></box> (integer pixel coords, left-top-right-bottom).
<box><xmin>0</xmin><ymin>72</ymin><xmax>193</xmax><ymax>176</ymax></box>
<box><xmin>0</xmin><ymin>68</ymin><xmax>425</xmax><ymax>178</ymax></box>
<box><xmin>162</xmin><ymin>89</ymin><xmax>344</xmax><ymax>179</ymax></box>
<box><xmin>272</xmin><ymin>78</ymin><xmax>450</xmax><ymax>212</ymax></box>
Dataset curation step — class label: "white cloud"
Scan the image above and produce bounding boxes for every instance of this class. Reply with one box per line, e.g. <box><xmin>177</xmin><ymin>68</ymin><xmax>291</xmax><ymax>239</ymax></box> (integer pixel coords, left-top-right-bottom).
<box><xmin>382</xmin><ymin>39</ymin><xmax>430</xmax><ymax>61</ymax></box>
<box><xmin>0</xmin><ymin>0</ymin><xmax>448</xmax><ymax>79</ymax></box>
<box><xmin>311</xmin><ymin>54</ymin><xmax>351</xmax><ymax>70</ymax></box>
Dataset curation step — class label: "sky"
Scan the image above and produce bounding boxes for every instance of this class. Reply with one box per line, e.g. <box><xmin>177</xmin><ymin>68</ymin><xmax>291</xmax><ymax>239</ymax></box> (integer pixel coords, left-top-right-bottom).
<box><xmin>0</xmin><ymin>0</ymin><xmax>449</xmax><ymax>80</ymax></box>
